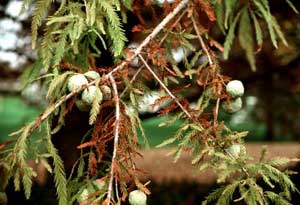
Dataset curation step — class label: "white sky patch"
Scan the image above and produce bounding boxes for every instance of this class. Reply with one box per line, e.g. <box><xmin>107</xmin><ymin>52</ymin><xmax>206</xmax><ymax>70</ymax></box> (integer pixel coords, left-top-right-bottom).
<box><xmin>0</xmin><ymin>18</ymin><xmax>21</xmax><ymax>32</ymax></box>
<box><xmin>171</xmin><ymin>47</ymin><xmax>192</xmax><ymax>63</ymax></box>
<box><xmin>0</xmin><ymin>1</ymin><xmax>33</xmax><ymax>70</ymax></box>
<box><xmin>6</xmin><ymin>0</ymin><xmax>31</xmax><ymax>20</ymax></box>
<box><xmin>0</xmin><ymin>32</ymin><xmax>18</xmax><ymax>50</ymax></box>
<box><xmin>0</xmin><ymin>51</ymin><xmax>27</xmax><ymax>69</ymax></box>
<box><xmin>17</xmin><ymin>36</ymin><xmax>32</xmax><ymax>48</ymax></box>
<box><xmin>21</xmin><ymin>82</ymin><xmax>47</xmax><ymax>105</ymax></box>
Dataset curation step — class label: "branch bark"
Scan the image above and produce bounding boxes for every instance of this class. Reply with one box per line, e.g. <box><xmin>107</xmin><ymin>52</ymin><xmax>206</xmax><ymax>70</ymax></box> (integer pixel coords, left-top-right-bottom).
<box><xmin>106</xmin><ymin>75</ymin><xmax>121</xmax><ymax>205</ymax></box>
<box><xmin>106</xmin><ymin>0</ymin><xmax>189</xmax><ymax>77</ymax></box>
<box><xmin>138</xmin><ymin>54</ymin><xmax>193</xmax><ymax>119</ymax></box>
<box><xmin>9</xmin><ymin>0</ymin><xmax>190</xmax><ymax>138</ymax></box>
<box><xmin>191</xmin><ymin>15</ymin><xmax>213</xmax><ymax>66</ymax></box>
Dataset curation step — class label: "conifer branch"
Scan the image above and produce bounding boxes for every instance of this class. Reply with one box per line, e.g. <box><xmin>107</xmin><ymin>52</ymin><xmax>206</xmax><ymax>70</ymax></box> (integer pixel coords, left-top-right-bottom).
<box><xmin>8</xmin><ymin>3</ymin><xmax>192</xmax><ymax>201</ymax></box>
<box><xmin>0</xmin><ymin>139</ymin><xmax>17</xmax><ymax>150</ymax></box>
<box><xmin>214</xmin><ymin>98</ymin><xmax>220</xmax><ymax>127</ymax></box>
<box><xmin>10</xmin><ymin>0</ymin><xmax>190</xmax><ymax>140</ymax></box>
<box><xmin>225</xmin><ymin>149</ymin><xmax>250</xmax><ymax>177</ymax></box>
<box><xmin>106</xmin><ymin>74</ymin><xmax>121</xmax><ymax>205</ymax></box>
<box><xmin>120</xmin><ymin>66</ymin><xmax>144</xmax><ymax>97</ymax></box>
<box><xmin>10</xmin><ymin>81</ymin><xmax>95</xmax><ymax>138</ymax></box>
<box><xmin>191</xmin><ymin>15</ymin><xmax>221</xmax><ymax>126</ymax></box>
<box><xmin>105</xmin><ymin>0</ymin><xmax>189</xmax><ymax>77</ymax></box>
<box><xmin>159</xmin><ymin>8</ymin><xmax>188</xmax><ymax>45</ymax></box>
<box><xmin>191</xmin><ymin>15</ymin><xmax>213</xmax><ymax>66</ymax></box>
<box><xmin>138</xmin><ymin>54</ymin><xmax>192</xmax><ymax>119</ymax></box>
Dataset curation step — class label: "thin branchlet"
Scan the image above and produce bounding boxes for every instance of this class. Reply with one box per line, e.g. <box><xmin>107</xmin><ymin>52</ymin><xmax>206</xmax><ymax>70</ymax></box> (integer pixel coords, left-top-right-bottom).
<box><xmin>138</xmin><ymin>54</ymin><xmax>193</xmax><ymax>119</ymax></box>
<box><xmin>10</xmin><ymin>0</ymin><xmax>190</xmax><ymax>140</ymax></box>
<box><xmin>5</xmin><ymin>1</ymin><xmax>298</xmax><ymax>205</ymax></box>
<box><xmin>106</xmin><ymin>74</ymin><xmax>120</xmax><ymax>205</ymax></box>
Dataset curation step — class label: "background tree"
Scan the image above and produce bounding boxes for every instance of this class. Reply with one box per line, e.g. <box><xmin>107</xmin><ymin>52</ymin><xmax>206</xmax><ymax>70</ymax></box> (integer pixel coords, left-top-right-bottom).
<box><xmin>0</xmin><ymin>0</ymin><xmax>300</xmax><ymax>204</ymax></box>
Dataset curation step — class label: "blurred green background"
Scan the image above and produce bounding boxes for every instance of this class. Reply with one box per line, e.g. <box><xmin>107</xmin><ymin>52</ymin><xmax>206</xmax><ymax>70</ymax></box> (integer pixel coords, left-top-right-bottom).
<box><xmin>0</xmin><ymin>96</ymin><xmax>39</xmax><ymax>140</ymax></box>
<box><xmin>0</xmin><ymin>95</ymin><xmax>294</xmax><ymax>148</ymax></box>
<box><xmin>1</xmin><ymin>0</ymin><xmax>300</xmax><ymax>204</ymax></box>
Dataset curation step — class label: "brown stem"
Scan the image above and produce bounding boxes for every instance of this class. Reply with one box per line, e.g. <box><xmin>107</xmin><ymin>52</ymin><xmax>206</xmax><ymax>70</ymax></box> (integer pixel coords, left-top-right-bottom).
<box><xmin>214</xmin><ymin>98</ymin><xmax>220</xmax><ymax>127</ymax></box>
<box><xmin>191</xmin><ymin>15</ymin><xmax>213</xmax><ymax>66</ymax></box>
<box><xmin>9</xmin><ymin>0</ymin><xmax>190</xmax><ymax>139</ymax></box>
<box><xmin>191</xmin><ymin>15</ymin><xmax>222</xmax><ymax>126</ymax></box>
<box><xmin>106</xmin><ymin>74</ymin><xmax>121</xmax><ymax>205</ymax></box>
<box><xmin>105</xmin><ymin>0</ymin><xmax>190</xmax><ymax>78</ymax></box>
<box><xmin>159</xmin><ymin>8</ymin><xmax>188</xmax><ymax>46</ymax></box>
<box><xmin>138</xmin><ymin>54</ymin><xmax>193</xmax><ymax>119</ymax></box>
<box><xmin>120</xmin><ymin>66</ymin><xmax>144</xmax><ymax>98</ymax></box>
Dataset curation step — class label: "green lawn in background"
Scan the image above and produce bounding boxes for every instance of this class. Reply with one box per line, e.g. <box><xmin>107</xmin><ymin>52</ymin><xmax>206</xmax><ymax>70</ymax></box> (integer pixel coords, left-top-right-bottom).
<box><xmin>0</xmin><ymin>96</ymin><xmax>288</xmax><ymax>148</ymax></box>
<box><xmin>0</xmin><ymin>96</ymin><xmax>41</xmax><ymax>143</ymax></box>
<box><xmin>0</xmin><ymin>96</ymin><xmax>48</xmax><ymax>158</ymax></box>
<box><xmin>139</xmin><ymin>115</ymin><xmax>267</xmax><ymax>147</ymax></box>
<box><xmin>138</xmin><ymin>116</ymin><xmax>184</xmax><ymax>147</ymax></box>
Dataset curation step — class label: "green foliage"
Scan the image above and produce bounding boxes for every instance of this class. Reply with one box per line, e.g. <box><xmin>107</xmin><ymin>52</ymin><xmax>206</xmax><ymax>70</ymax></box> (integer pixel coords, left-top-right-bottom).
<box><xmin>99</xmin><ymin>0</ymin><xmax>127</xmax><ymax>57</ymax></box>
<box><xmin>46</xmin><ymin>121</ymin><xmax>68</xmax><ymax>205</ymax></box>
<box><xmin>0</xmin><ymin>124</ymin><xmax>34</xmax><ymax>200</ymax></box>
<box><xmin>201</xmin><ymin>186</ymin><xmax>226</xmax><ymax>205</ymax></box>
<box><xmin>1</xmin><ymin>0</ymin><xmax>299</xmax><ymax>205</ymax></box>
<box><xmin>20</xmin><ymin>59</ymin><xmax>43</xmax><ymax>89</ymax></box>
<box><xmin>46</xmin><ymin>70</ymin><xmax>73</xmax><ymax>102</ymax></box>
<box><xmin>223</xmin><ymin>12</ymin><xmax>240</xmax><ymax>61</ymax></box>
<box><xmin>214</xmin><ymin>0</ymin><xmax>297</xmax><ymax>71</ymax></box>
<box><xmin>14</xmin><ymin>124</ymin><xmax>36</xmax><ymax>199</ymax></box>
<box><xmin>265</xmin><ymin>191</ymin><xmax>292</xmax><ymax>205</ymax></box>
<box><xmin>249</xmin><ymin>10</ymin><xmax>263</xmax><ymax>47</ymax></box>
<box><xmin>124</xmin><ymin>102</ymin><xmax>149</xmax><ymax>148</ymax></box>
<box><xmin>89</xmin><ymin>83</ymin><xmax>102</xmax><ymax>125</ymax></box>
<box><xmin>159</xmin><ymin>115</ymin><xmax>298</xmax><ymax>205</ymax></box>
<box><xmin>25</xmin><ymin>0</ymin><xmax>129</xmax><ymax>71</ymax></box>
<box><xmin>0</xmin><ymin>119</ymin><xmax>67</xmax><ymax>203</ymax></box>
<box><xmin>31</xmin><ymin>0</ymin><xmax>52</xmax><ymax>49</ymax></box>
<box><xmin>238</xmin><ymin>8</ymin><xmax>256</xmax><ymax>71</ymax></box>
<box><xmin>200</xmin><ymin>146</ymin><xmax>298</xmax><ymax>205</ymax></box>
<box><xmin>285</xmin><ymin>0</ymin><xmax>299</xmax><ymax>14</ymax></box>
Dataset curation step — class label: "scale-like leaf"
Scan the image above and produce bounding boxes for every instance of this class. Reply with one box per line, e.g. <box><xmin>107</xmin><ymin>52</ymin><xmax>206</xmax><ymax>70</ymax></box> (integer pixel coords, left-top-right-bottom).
<box><xmin>89</xmin><ymin>87</ymin><xmax>102</xmax><ymax>125</ymax></box>
<box><xmin>99</xmin><ymin>0</ymin><xmax>127</xmax><ymax>57</ymax></box>
<box><xmin>224</xmin><ymin>0</ymin><xmax>238</xmax><ymax>29</ymax></box>
<box><xmin>31</xmin><ymin>0</ymin><xmax>52</xmax><ymax>49</ymax></box>
<box><xmin>223</xmin><ymin>12</ymin><xmax>240</xmax><ymax>60</ymax></box>
<box><xmin>254</xmin><ymin>0</ymin><xmax>278</xmax><ymax>48</ymax></box>
<box><xmin>238</xmin><ymin>8</ymin><xmax>256</xmax><ymax>71</ymax></box>
<box><xmin>249</xmin><ymin>10</ymin><xmax>263</xmax><ymax>47</ymax></box>
<box><xmin>46</xmin><ymin>122</ymin><xmax>68</xmax><ymax>205</ymax></box>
